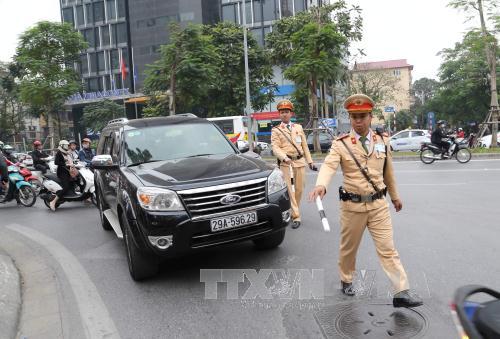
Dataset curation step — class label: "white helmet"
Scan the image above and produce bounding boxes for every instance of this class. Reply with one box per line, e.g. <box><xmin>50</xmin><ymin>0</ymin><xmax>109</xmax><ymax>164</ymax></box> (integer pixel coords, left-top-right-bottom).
<box><xmin>59</xmin><ymin>140</ymin><xmax>69</xmax><ymax>151</ymax></box>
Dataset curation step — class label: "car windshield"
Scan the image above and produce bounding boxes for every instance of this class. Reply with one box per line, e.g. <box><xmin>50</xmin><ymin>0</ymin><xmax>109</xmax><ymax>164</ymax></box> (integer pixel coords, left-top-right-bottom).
<box><xmin>124</xmin><ymin>123</ymin><xmax>235</xmax><ymax>164</ymax></box>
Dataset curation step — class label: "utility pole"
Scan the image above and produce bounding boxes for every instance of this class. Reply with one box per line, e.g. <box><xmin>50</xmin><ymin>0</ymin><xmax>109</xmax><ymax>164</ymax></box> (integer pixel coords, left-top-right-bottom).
<box><xmin>242</xmin><ymin>0</ymin><xmax>254</xmax><ymax>152</ymax></box>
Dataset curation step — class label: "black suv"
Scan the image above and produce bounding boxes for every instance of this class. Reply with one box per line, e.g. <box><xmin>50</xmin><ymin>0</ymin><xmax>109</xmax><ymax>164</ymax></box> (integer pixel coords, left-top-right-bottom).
<box><xmin>92</xmin><ymin>115</ymin><xmax>291</xmax><ymax>280</ymax></box>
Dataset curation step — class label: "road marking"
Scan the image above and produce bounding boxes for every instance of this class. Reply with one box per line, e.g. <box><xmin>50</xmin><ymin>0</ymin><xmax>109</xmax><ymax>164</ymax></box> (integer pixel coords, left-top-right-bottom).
<box><xmin>307</xmin><ymin>158</ymin><xmax>500</xmax><ymax>165</ymax></box>
<box><xmin>6</xmin><ymin>224</ymin><xmax>121</xmax><ymax>339</ymax></box>
<box><xmin>400</xmin><ymin>183</ymin><xmax>466</xmax><ymax>186</ymax></box>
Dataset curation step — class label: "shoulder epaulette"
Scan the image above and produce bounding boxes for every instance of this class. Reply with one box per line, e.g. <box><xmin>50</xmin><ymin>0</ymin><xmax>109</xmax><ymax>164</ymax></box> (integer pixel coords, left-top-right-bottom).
<box><xmin>336</xmin><ymin>134</ymin><xmax>349</xmax><ymax>140</ymax></box>
<box><xmin>383</xmin><ymin>132</ymin><xmax>389</xmax><ymax>137</ymax></box>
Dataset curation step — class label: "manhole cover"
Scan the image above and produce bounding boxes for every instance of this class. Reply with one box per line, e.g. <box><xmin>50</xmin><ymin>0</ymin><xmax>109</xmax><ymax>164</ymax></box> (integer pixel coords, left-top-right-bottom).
<box><xmin>314</xmin><ymin>302</ymin><xmax>428</xmax><ymax>339</ymax></box>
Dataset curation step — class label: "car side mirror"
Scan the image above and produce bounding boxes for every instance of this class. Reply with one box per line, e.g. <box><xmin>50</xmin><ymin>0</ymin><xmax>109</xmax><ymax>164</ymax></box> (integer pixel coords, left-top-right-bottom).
<box><xmin>236</xmin><ymin>140</ymin><xmax>249</xmax><ymax>153</ymax></box>
<box><xmin>91</xmin><ymin>155</ymin><xmax>118</xmax><ymax>169</ymax></box>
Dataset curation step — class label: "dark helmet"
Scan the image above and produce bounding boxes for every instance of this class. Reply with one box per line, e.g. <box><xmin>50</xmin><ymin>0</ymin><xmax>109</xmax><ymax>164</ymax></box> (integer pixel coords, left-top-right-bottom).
<box><xmin>69</xmin><ymin>139</ymin><xmax>77</xmax><ymax>145</ymax></box>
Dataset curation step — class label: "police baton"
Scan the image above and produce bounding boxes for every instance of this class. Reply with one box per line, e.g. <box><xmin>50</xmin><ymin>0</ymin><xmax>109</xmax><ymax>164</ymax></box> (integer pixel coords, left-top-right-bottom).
<box><xmin>315</xmin><ymin>196</ymin><xmax>331</xmax><ymax>232</ymax></box>
<box><xmin>289</xmin><ymin>164</ymin><xmax>295</xmax><ymax>193</ymax></box>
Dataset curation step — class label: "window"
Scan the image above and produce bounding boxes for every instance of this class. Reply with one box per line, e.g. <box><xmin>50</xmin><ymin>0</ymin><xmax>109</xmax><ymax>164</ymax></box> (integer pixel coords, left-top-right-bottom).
<box><xmin>412</xmin><ymin>131</ymin><xmax>425</xmax><ymax>137</ymax></box>
<box><xmin>103</xmin><ymin>136</ymin><xmax>114</xmax><ymax>155</ymax></box>
<box><xmin>104</xmin><ymin>74</ymin><xmax>111</xmax><ymax>90</ymax></box>
<box><xmin>106</xmin><ymin>0</ymin><xmax>116</xmax><ymax>21</ymax></box>
<box><xmin>116</xmin><ymin>23</ymin><xmax>127</xmax><ymax>44</ymax></box>
<box><xmin>89</xmin><ymin>53</ymin><xmax>97</xmax><ymax>73</ymax></box>
<box><xmin>262</xmin><ymin>0</ymin><xmax>276</xmax><ymax>21</ymax></box>
<box><xmin>93</xmin><ymin>1</ymin><xmax>105</xmax><ymax>22</ymax></box>
<box><xmin>294</xmin><ymin>0</ymin><xmax>305</xmax><ymax>13</ymax></box>
<box><xmin>97</xmin><ymin>51</ymin><xmax>105</xmax><ymax>72</ymax></box>
<box><xmin>83</xmin><ymin>28</ymin><xmax>95</xmax><ymax>48</ymax></box>
<box><xmin>116</xmin><ymin>0</ymin><xmax>126</xmax><ymax>18</ymax></box>
<box><xmin>238</xmin><ymin>1</ymin><xmax>252</xmax><ymax>24</ymax></box>
<box><xmin>393</xmin><ymin>69</ymin><xmax>401</xmax><ymax>77</ymax></box>
<box><xmin>76</xmin><ymin>5</ymin><xmax>84</xmax><ymax>26</ymax></box>
<box><xmin>80</xmin><ymin>54</ymin><xmax>88</xmax><ymax>74</ymax></box>
<box><xmin>110</xmin><ymin>49</ymin><xmax>119</xmax><ymax>69</ymax></box>
<box><xmin>396</xmin><ymin>131</ymin><xmax>410</xmax><ymax>139</ymax></box>
<box><xmin>222</xmin><ymin>4</ymin><xmax>236</xmax><ymax>23</ymax></box>
<box><xmin>62</xmin><ymin>8</ymin><xmax>74</xmax><ymax>26</ymax></box>
<box><xmin>180</xmin><ymin>12</ymin><xmax>194</xmax><ymax>22</ymax></box>
<box><xmin>253</xmin><ymin>0</ymin><xmax>262</xmax><ymax>22</ymax></box>
<box><xmin>101</xmin><ymin>25</ymin><xmax>110</xmax><ymax>46</ymax></box>
<box><xmin>281</xmin><ymin>0</ymin><xmax>293</xmax><ymax>17</ymax></box>
<box><xmin>213</xmin><ymin>120</ymin><xmax>234</xmax><ymax>134</ymax></box>
<box><xmin>85</xmin><ymin>3</ymin><xmax>93</xmax><ymax>24</ymax></box>
<box><xmin>87</xmin><ymin>77</ymin><xmax>99</xmax><ymax>92</ymax></box>
<box><xmin>251</xmin><ymin>28</ymin><xmax>264</xmax><ymax>46</ymax></box>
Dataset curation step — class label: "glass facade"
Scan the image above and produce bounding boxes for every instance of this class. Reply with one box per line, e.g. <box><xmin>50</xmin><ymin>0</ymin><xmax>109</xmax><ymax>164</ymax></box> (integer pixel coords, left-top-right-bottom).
<box><xmin>221</xmin><ymin>0</ymin><xmax>309</xmax><ymax>46</ymax></box>
<box><xmin>61</xmin><ymin>0</ymin><xmax>130</xmax><ymax>92</ymax></box>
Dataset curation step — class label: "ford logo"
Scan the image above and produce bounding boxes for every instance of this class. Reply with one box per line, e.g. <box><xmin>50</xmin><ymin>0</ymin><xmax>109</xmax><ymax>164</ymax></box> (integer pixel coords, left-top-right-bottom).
<box><xmin>220</xmin><ymin>194</ymin><xmax>242</xmax><ymax>205</ymax></box>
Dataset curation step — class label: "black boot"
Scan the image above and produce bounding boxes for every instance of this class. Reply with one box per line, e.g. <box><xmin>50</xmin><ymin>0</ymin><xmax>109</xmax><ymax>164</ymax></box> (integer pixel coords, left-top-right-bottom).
<box><xmin>393</xmin><ymin>290</ymin><xmax>423</xmax><ymax>308</ymax></box>
<box><xmin>341</xmin><ymin>281</ymin><xmax>355</xmax><ymax>296</ymax></box>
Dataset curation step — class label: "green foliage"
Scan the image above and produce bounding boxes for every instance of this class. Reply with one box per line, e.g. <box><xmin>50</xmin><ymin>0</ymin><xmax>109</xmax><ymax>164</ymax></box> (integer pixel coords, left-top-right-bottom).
<box><xmin>425</xmin><ymin>30</ymin><xmax>499</xmax><ymax>125</ymax></box>
<box><xmin>266</xmin><ymin>2</ymin><xmax>362</xmax><ymax>123</ymax></box>
<box><xmin>0</xmin><ymin>62</ymin><xmax>26</xmax><ymax>141</ymax></box>
<box><xmin>14</xmin><ymin>21</ymin><xmax>87</xmax><ymax>138</ymax></box>
<box><xmin>82</xmin><ymin>99</ymin><xmax>125</xmax><ymax>133</ymax></box>
<box><xmin>143</xmin><ymin>22</ymin><xmax>275</xmax><ymax>117</ymax></box>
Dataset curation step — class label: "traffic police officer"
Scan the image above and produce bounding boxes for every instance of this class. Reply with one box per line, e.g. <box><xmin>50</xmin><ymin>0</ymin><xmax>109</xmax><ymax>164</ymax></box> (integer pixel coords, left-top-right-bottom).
<box><xmin>271</xmin><ymin>99</ymin><xmax>315</xmax><ymax>229</ymax></box>
<box><xmin>309</xmin><ymin>94</ymin><xmax>422</xmax><ymax>308</ymax></box>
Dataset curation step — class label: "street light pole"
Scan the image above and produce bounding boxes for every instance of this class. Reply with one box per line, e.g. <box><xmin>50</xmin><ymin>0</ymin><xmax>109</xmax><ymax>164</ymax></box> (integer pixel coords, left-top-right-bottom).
<box><xmin>242</xmin><ymin>0</ymin><xmax>254</xmax><ymax>151</ymax></box>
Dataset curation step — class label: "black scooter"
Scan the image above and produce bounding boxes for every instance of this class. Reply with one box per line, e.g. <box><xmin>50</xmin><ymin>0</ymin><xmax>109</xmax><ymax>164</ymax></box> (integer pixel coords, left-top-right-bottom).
<box><xmin>420</xmin><ymin>136</ymin><xmax>472</xmax><ymax>164</ymax></box>
<box><xmin>451</xmin><ymin>285</ymin><xmax>500</xmax><ymax>339</ymax></box>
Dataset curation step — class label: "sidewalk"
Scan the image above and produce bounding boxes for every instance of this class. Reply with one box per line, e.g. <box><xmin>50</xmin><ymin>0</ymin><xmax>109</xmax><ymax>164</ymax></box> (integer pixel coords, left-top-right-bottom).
<box><xmin>0</xmin><ymin>250</ymin><xmax>21</xmax><ymax>339</ymax></box>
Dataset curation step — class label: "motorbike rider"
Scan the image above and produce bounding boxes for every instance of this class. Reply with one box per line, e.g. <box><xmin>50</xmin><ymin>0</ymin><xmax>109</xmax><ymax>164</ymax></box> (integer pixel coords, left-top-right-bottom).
<box><xmin>68</xmin><ymin>140</ymin><xmax>79</xmax><ymax>161</ymax></box>
<box><xmin>50</xmin><ymin>140</ymin><xmax>76</xmax><ymax>211</ymax></box>
<box><xmin>431</xmin><ymin>120</ymin><xmax>451</xmax><ymax>157</ymax></box>
<box><xmin>31</xmin><ymin>140</ymin><xmax>50</xmax><ymax>174</ymax></box>
<box><xmin>1</xmin><ymin>144</ymin><xmax>16</xmax><ymax>162</ymax></box>
<box><xmin>78</xmin><ymin>138</ymin><xmax>94</xmax><ymax>167</ymax></box>
<box><xmin>457</xmin><ymin>128</ymin><xmax>465</xmax><ymax>139</ymax></box>
<box><xmin>0</xmin><ymin>151</ymin><xmax>8</xmax><ymax>199</ymax></box>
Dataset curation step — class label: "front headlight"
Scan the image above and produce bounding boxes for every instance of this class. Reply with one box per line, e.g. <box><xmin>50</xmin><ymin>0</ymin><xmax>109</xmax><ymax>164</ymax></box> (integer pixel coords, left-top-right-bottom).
<box><xmin>136</xmin><ymin>187</ymin><xmax>185</xmax><ymax>211</ymax></box>
<box><xmin>267</xmin><ymin>168</ymin><xmax>287</xmax><ymax>195</ymax></box>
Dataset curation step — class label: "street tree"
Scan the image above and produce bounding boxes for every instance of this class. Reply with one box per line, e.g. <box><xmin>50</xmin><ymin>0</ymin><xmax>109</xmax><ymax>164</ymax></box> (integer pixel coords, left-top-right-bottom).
<box><xmin>449</xmin><ymin>0</ymin><xmax>499</xmax><ymax>147</ymax></box>
<box><xmin>14</xmin><ymin>21</ymin><xmax>87</xmax><ymax>140</ymax></box>
<box><xmin>266</xmin><ymin>2</ymin><xmax>362</xmax><ymax>151</ymax></box>
<box><xmin>349</xmin><ymin>69</ymin><xmax>399</xmax><ymax>122</ymax></box>
<box><xmin>204</xmin><ymin>22</ymin><xmax>275</xmax><ymax>117</ymax></box>
<box><xmin>82</xmin><ymin>99</ymin><xmax>124</xmax><ymax>133</ymax></box>
<box><xmin>0</xmin><ymin>62</ymin><xmax>26</xmax><ymax>143</ymax></box>
<box><xmin>426</xmin><ymin>30</ymin><xmax>498</xmax><ymax>127</ymax></box>
<box><xmin>412</xmin><ymin>77</ymin><xmax>440</xmax><ymax>128</ymax></box>
<box><xmin>144</xmin><ymin>23</ymin><xmax>219</xmax><ymax>116</ymax></box>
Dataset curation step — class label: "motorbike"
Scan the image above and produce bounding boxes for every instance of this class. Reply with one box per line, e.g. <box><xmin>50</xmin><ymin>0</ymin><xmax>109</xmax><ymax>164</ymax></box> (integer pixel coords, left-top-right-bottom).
<box><xmin>39</xmin><ymin>160</ymin><xmax>96</xmax><ymax>209</ymax></box>
<box><xmin>0</xmin><ymin>165</ymin><xmax>37</xmax><ymax>207</ymax></box>
<box><xmin>451</xmin><ymin>285</ymin><xmax>500</xmax><ymax>339</ymax></box>
<box><xmin>420</xmin><ymin>136</ymin><xmax>472</xmax><ymax>164</ymax></box>
<box><xmin>5</xmin><ymin>159</ymin><xmax>43</xmax><ymax>194</ymax></box>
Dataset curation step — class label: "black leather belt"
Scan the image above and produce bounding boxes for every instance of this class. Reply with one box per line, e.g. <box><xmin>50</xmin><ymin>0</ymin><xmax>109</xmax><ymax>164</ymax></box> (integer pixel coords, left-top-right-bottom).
<box><xmin>287</xmin><ymin>154</ymin><xmax>303</xmax><ymax>161</ymax></box>
<box><xmin>339</xmin><ymin>186</ymin><xmax>387</xmax><ymax>203</ymax></box>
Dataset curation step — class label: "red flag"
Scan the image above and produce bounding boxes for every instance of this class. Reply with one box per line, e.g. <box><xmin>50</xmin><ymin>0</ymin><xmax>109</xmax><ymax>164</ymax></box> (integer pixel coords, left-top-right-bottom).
<box><xmin>120</xmin><ymin>51</ymin><xmax>127</xmax><ymax>81</ymax></box>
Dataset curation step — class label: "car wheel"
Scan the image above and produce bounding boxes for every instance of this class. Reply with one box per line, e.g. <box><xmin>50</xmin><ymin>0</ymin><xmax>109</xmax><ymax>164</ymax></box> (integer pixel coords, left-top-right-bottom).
<box><xmin>97</xmin><ymin>189</ymin><xmax>112</xmax><ymax>231</ymax></box>
<box><xmin>253</xmin><ymin>229</ymin><xmax>286</xmax><ymax>250</ymax></box>
<box><xmin>122</xmin><ymin>211</ymin><xmax>159</xmax><ymax>281</ymax></box>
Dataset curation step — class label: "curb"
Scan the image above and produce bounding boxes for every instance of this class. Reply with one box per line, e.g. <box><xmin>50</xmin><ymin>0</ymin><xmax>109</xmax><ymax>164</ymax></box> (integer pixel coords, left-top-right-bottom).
<box><xmin>0</xmin><ymin>253</ymin><xmax>21</xmax><ymax>339</ymax></box>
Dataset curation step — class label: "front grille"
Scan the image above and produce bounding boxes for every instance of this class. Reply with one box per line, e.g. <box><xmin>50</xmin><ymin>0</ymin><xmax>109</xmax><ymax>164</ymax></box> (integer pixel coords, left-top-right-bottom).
<box><xmin>191</xmin><ymin>221</ymin><xmax>273</xmax><ymax>248</ymax></box>
<box><xmin>178</xmin><ymin>178</ymin><xmax>267</xmax><ymax>219</ymax></box>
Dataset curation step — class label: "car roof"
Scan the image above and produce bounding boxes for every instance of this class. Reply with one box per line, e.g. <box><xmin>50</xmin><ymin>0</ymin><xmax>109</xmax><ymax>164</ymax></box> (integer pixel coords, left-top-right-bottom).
<box><xmin>103</xmin><ymin>115</ymin><xmax>208</xmax><ymax>132</ymax></box>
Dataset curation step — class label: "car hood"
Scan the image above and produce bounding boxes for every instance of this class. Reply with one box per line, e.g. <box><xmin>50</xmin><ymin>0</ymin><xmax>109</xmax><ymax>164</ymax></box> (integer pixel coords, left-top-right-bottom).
<box><xmin>128</xmin><ymin>153</ymin><xmax>272</xmax><ymax>188</ymax></box>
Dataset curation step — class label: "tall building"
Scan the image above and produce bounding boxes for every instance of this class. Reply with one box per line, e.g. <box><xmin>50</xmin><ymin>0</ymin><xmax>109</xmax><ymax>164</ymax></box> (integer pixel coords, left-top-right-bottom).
<box><xmin>59</xmin><ymin>0</ymin><xmax>220</xmax><ymax>128</ymax></box>
<box><xmin>351</xmin><ymin>59</ymin><xmax>414</xmax><ymax>126</ymax></box>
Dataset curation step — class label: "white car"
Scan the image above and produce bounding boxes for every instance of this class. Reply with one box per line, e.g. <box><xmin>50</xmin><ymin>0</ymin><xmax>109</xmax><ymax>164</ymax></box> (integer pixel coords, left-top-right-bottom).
<box><xmin>479</xmin><ymin>132</ymin><xmax>500</xmax><ymax>148</ymax></box>
<box><xmin>389</xmin><ymin>129</ymin><xmax>431</xmax><ymax>152</ymax></box>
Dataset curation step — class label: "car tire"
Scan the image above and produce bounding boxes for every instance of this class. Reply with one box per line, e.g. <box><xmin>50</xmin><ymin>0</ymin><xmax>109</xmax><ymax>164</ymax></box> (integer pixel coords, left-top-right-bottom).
<box><xmin>122</xmin><ymin>212</ymin><xmax>159</xmax><ymax>281</ymax></box>
<box><xmin>253</xmin><ymin>229</ymin><xmax>286</xmax><ymax>250</ymax></box>
<box><xmin>97</xmin><ymin>188</ymin><xmax>112</xmax><ymax>231</ymax></box>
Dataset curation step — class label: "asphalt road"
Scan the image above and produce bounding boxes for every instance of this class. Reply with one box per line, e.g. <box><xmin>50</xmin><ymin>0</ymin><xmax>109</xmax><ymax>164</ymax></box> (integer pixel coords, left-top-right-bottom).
<box><xmin>1</xmin><ymin>159</ymin><xmax>499</xmax><ymax>339</ymax></box>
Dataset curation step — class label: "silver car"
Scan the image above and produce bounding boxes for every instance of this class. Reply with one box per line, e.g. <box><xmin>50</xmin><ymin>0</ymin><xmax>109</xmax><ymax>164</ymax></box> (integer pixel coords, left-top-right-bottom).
<box><xmin>390</xmin><ymin>129</ymin><xmax>431</xmax><ymax>151</ymax></box>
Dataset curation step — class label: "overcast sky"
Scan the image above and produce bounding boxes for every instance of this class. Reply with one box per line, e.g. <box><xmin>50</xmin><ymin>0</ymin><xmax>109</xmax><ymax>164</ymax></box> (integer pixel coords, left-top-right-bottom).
<box><xmin>0</xmin><ymin>0</ymin><xmax>477</xmax><ymax>81</ymax></box>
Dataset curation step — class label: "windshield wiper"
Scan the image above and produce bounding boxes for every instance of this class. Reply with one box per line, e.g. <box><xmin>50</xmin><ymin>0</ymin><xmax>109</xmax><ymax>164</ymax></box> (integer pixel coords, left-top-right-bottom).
<box><xmin>184</xmin><ymin>154</ymin><xmax>214</xmax><ymax>158</ymax></box>
<box><xmin>127</xmin><ymin>160</ymin><xmax>163</xmax><ymax>167</ymax></box>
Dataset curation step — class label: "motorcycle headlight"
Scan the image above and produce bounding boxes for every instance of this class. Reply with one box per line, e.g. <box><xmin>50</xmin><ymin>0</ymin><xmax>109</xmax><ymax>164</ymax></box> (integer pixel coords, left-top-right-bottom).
<box><xmin>267</xmin><ymin>168</ymin><xmax>287</xmax><ymax>195</ymax></box>
<box><xmin>136</xmin><ymin>187</ymin><xmax>184</xmax><ymax>211</ymax></box>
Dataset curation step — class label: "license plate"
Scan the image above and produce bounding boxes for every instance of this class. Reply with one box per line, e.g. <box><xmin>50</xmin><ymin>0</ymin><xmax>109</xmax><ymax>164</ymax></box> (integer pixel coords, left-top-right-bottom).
<box><xmin>210</xmin><ymin>211</ymin><xmax>258</xmax><ymax>232</ymax></box>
